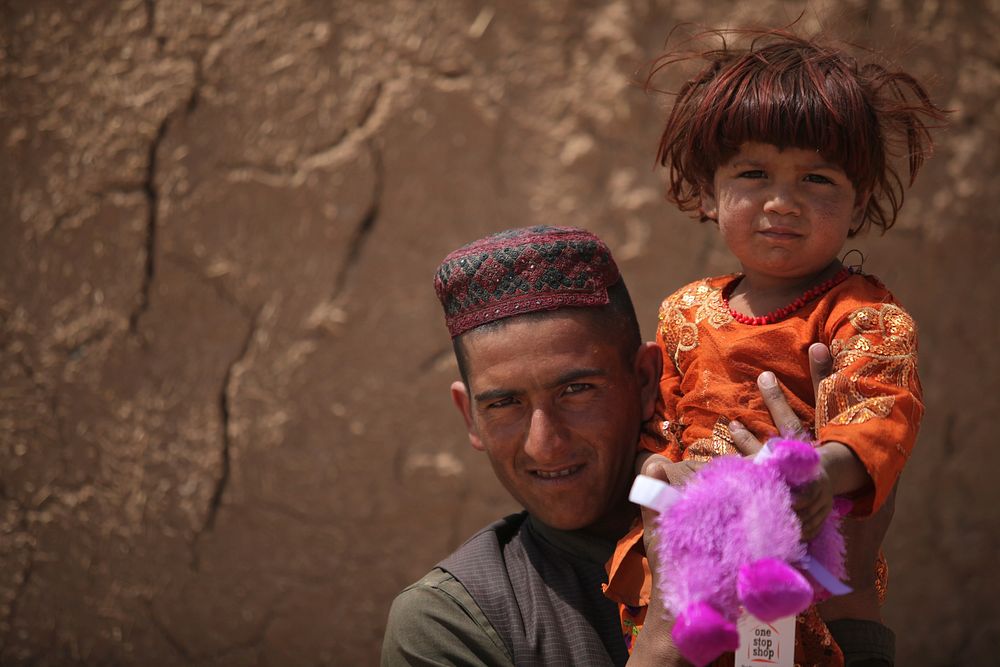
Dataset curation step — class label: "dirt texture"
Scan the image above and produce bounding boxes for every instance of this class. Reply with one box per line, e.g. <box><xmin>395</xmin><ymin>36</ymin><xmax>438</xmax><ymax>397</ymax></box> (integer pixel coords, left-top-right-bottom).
<box><xmin>1</xmin><ymin>1</ymin><xmax>997</xmax><ymax>665</ymax></box>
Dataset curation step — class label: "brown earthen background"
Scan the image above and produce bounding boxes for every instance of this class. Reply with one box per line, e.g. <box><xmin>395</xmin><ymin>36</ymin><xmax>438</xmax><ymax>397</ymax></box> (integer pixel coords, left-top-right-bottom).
<box><xmin>1</xmin><ymin>1</ymin><xmax>997</xmax><ymax>665</ymax></box>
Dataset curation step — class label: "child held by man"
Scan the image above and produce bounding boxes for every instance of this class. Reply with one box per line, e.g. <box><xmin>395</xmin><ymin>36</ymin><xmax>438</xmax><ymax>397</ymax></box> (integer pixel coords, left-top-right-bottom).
<box><xmin>604</xmin><ymin>29</ymin><xmax>945</xmax><ymax>666</ymax></box>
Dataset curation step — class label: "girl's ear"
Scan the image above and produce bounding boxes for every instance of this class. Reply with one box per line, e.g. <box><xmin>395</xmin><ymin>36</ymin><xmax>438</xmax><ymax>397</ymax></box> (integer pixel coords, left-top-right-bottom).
<box><xmin>850</xmin><ymin>191</ymin><xmax>870</xmax><ymax>233</ymax></box>
<box><xmin>700</xmin><ymin>188</ymin><xmax>719</xmax><ymax>221</ymax></box>
<box><xmin>451</xmin><ymin>381</ymin><xmax>485</xmax><ymax>451</ymax></box>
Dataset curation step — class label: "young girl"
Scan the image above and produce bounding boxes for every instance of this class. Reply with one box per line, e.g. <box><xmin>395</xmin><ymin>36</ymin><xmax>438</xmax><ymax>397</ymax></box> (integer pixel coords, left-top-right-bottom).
<box><xmin>604</xmin><ymin>29</ymin><xmax>945</xmax><ymax>666</ymax></box>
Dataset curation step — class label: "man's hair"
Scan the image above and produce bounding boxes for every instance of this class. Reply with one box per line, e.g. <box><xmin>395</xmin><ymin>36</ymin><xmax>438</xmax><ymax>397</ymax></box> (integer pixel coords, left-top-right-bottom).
<box><xmin>651</xmin><ymin>28</ymin><xmax>947</xmax><ymax>235</ymax></box>
<box><xmin>452</xmin><ymin>279</ymin><xmax>642</xmax><ymax>388</ymax></box>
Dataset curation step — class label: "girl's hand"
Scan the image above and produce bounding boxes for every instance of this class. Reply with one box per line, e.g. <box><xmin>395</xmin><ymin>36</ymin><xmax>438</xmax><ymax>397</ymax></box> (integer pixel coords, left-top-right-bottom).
<box><xmin>793</xmin><ymin>468</ymin><xmax>835</xmax><ymax>541</ymax></box>
<box><xmin>635</xmin><ymin>451</ymin><xmax>704</xmax><ymax>487</ymax></box>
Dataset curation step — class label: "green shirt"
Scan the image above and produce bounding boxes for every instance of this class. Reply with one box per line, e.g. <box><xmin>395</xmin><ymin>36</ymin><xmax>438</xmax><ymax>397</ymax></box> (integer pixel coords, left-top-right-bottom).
<box><xmin>381</xmin><ymin>515</ymin><xmax>618</xmax><ymax>666</ymax></box>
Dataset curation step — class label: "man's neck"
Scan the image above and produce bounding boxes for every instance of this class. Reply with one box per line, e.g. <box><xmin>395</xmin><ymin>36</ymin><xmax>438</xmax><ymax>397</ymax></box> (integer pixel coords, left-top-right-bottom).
<box><xmin>583</xmin><ymin>499</ymin><xmax>639</xmax><ymax>542</ymax></box>
<box><xmin>527</xmin><ymin>503</ymin><xmax>637</xmax><ymax>562</ymax></box>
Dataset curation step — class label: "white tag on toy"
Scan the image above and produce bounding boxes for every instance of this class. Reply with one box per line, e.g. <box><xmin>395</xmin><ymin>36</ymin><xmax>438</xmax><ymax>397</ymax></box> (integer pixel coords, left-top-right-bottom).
<box><xmin>735</xmin><ymin>613</ymin><xmax>795</xmax><ymax>667</ymax></box>
<box><xmin>628</xmin><ymin>475</ymin><xmax>681</xmax><ymax>515</ymax></box>
<box><xmin>753</xmin><ymin>440</ymin><xmax>775</xmax><ymax>465</ymax></box>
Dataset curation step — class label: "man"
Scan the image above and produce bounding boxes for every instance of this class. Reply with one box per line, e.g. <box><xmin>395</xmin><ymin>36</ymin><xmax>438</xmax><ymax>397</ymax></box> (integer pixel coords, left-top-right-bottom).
<box><xmin>381</xmin><ymin>226</ymin><xmax>885</xmax><ymax>666</ymax></box>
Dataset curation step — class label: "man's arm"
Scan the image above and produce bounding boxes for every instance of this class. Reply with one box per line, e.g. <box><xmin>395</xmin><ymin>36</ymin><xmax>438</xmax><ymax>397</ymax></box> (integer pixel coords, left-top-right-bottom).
<box><xmin>627</xmin><ymin>345</ymin><xmax>837</xmax><ymax>665</ymax></box>
<box><xmin>624</xmin><ymin>498</ymin><xmax>686</xmax><ymax>666</ymax></box>
<box><xmin>730</xmin><ymin>347</ymin><xmax>894</xmax><ymax>606</ymax></box>
<box><xmin>381</xmin><ymin>569</ymin><xmax>512</xmax><ymax>666</ymax></box>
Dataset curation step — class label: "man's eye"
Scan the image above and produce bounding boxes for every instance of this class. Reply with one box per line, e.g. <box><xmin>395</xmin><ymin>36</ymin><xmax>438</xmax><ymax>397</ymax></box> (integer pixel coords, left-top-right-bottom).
<box><xmin>564</xmin><ymin>383</ymin><xmax>592</xmax><ymax>395</ymax></box>
<box><xmin>486</xmin><ymin>397</ymin><xmax>516</xmax><ymax>409</ymax></box>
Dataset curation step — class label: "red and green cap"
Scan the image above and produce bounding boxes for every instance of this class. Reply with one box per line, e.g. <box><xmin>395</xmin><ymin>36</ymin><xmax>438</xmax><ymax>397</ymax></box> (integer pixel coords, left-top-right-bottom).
<box><xmin>433</xmin><ymin>225</ymin><xmax>621</xmax><ymax>338</ymax></box>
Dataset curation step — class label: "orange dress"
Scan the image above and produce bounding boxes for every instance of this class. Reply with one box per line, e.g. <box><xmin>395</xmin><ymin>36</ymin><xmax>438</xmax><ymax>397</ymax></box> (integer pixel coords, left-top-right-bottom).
<box><xmin>605</xmin><ymin>272</ymin><xmax>922</xmax><ymax>665</ymax></box>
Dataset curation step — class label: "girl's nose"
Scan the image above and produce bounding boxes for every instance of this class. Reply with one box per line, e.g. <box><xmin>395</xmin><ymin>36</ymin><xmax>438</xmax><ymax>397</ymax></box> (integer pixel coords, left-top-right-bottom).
<box><xmin>763</xmin><ymin>186</ymin><xmax>801</xmax><ymax>216</ymax></box>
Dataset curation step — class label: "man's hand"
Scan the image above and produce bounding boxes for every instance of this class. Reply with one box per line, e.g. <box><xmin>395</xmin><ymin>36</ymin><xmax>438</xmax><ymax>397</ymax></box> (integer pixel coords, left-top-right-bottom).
<box><xmin>627</xmin><ymin>344</ymin><xmax>837</xmax><ymax>664</ymax></box>
<box><xmin>727</xmin><ymin>343</ymin><xmax>836</xmax><ymax>538</ymax></box>
<box><xmin>627</xmin><ymin>452</ymin><xmax>686</xmax><ymax>665</ymax></box>
<box><xmin>728</xmin><ymin>342</ymin><xmax>834</xmax><ymax>449</ymax></box>
<box><xmin>819</xmin><ymin>485</ymin><xmax>896</xmax><ymax>623</ymax></box>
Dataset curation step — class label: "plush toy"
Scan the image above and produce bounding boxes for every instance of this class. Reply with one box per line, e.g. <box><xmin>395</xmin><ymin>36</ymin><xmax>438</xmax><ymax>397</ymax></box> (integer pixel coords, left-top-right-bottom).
<box><xmin>629</xmin><ymin>438</ymin><xmax>850</xmax><ymax>667</ymax></box>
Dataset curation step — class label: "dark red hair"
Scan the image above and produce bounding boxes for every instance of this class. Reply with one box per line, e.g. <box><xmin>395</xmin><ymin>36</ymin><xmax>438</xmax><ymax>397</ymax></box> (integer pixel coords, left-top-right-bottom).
<box><xmin>651</xmin><ymin>29</ymin><xmax>947</xmax><ymax>234</ymax></box>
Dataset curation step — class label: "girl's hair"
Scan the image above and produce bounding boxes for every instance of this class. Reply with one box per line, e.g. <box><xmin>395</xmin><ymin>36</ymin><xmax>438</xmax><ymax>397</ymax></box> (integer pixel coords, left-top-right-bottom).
<box><xmin>651</xmin><ymin>28</ymin><xmax>947</xmax><ymax>235</ymax></box>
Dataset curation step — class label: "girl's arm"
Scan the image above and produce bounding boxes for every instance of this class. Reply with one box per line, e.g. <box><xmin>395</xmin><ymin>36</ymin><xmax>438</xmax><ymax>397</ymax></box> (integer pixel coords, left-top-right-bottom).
<box><xmin>816</xmin><ymin>299</ymin><xmax>923</xmax><ymax>517</ymax></box>
<box><xmin>793</xmin><ymin>440</ymin><xmax>873</xmax><ymax>540</ymax></box>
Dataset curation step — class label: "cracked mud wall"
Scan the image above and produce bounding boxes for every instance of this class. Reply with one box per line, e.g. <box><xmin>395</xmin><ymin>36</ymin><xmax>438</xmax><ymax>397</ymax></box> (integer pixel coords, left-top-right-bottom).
<box><xmin>1</xmin><ymin>1</ymin><xmax>997</xmax><ymax>665</ymax></box>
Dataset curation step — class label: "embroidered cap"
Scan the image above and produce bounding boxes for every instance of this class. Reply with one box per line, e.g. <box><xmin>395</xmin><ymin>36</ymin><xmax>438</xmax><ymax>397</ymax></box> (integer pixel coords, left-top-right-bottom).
<box><xmin>434</xmin><ymin>225</ymin><xmax>622</xmax><ymax>338</ymax></box>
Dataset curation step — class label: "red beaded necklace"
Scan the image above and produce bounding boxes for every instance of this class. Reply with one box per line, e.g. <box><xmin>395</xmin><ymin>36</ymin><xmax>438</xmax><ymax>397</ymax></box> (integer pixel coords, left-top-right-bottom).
<box><xmin>722</xmin><ymin>267</ymin><xmax>853</xmax><ymax>326</ymax></box>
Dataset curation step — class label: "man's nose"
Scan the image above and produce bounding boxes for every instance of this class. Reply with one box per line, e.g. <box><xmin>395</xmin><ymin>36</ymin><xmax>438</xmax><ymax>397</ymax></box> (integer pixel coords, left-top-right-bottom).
<box><xmin>523</xmin><ymin>407</ymin><xmax>571</xmax><ymax>462</ymax></box>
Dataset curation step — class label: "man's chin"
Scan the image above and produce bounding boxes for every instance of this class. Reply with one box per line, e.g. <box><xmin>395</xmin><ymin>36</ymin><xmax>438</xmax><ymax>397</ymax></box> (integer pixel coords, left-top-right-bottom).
<box><xmin>529</xmin><ymin>509</ymin><xmax>594</xmax><ymax>533</ymax></box>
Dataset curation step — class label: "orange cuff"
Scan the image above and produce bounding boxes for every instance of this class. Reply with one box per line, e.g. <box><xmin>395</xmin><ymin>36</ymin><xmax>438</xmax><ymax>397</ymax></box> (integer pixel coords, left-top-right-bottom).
<box><xmin>603</xmin><ymin>519</ymin><xmax>651</xmax><ymax>607</ymax></box>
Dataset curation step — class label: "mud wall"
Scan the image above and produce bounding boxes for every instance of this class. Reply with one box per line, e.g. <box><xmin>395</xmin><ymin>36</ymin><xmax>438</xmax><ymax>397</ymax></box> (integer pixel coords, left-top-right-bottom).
<box><xmin>1</xmin><ymin>1</ymin><xmax>997</xmax><ymax>665</ymax></box>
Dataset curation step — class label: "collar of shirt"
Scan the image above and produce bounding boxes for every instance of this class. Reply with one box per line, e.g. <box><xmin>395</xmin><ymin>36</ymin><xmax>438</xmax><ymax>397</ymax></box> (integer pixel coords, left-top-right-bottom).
<box><xmin>526</xmin><ymin>513</ymin><xmax>617</xmax><ymax>566</ymax></box>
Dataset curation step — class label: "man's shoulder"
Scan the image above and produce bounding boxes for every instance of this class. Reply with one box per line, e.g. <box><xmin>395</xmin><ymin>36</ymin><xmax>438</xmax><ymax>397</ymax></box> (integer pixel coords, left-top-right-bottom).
<box><xmin>395</xmin><ymin>512</ymin><xmax>528</xmax><ymax>618</ymax></box>
<box><xmin>398</xmin><ymin>567</ymin><xmax>470</xmax><ymax>598</ymax></box>
<box><xmin>439</xmin><ymin>512</ymin><xmax>527</xmax><ymax>574</ymax></box>
<box><xmin>382</xmin><ymin>567</ymin><xmax>513</xmax><ymax>666</ymax></box>
<box><xmin>388</xmin><ymin>568</ymin><xmax>484</xmax><ymax>628</ymax></box>
<box><xmin>380</xmin><ymin>517</ymin><xmax>530</xmax><ymax>667</ymax></box>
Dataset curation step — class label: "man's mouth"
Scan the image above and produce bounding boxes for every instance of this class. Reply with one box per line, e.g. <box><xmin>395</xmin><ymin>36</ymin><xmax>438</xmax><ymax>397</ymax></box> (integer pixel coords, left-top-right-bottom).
<box><xmin>533</xmin><ymin>465</ymin><xmax>583</xmax><ymax>479</ymax></box>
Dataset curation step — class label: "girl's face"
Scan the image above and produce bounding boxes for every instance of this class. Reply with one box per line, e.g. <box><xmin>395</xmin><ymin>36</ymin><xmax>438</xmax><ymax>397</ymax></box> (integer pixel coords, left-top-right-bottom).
<box><xmin>702</xmin><ymin>142</ymin><xmax>866</xmax><ymax>285</ymax></box>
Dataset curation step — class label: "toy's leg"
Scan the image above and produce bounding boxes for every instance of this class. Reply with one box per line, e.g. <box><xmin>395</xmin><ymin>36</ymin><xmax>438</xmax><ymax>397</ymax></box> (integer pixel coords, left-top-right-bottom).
<box><xmin>738</xmin><ymin>557</ymin><xmax>813</xmax><ymax>622</ymax></box>
<box><xmin>673</xmin><ymin>601</ymin><xmax>739</xmax><ymax>667</ymax></box>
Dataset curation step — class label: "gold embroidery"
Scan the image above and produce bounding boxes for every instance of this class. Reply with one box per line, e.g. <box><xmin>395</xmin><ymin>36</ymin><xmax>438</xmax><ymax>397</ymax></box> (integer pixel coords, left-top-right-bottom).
<box><xmin>658</xmin><ymin>279</ymin><xmax>734</xmax><ymax>365</ymax></box>
<box><xmin>683</xmin><ymin>418</ymin><xmax>738</xmax><ymax>461</ymax></box>
<box><xmin>816</xmin><ymin>303</ymin><xmax>918</xmax><ymax>429</ymax></box>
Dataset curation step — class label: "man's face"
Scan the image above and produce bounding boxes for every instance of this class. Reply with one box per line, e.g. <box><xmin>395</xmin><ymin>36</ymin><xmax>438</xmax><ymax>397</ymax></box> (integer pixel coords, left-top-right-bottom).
<box><xmin>451</xmin><ymin>311</ymin><xmax>659</xmax><ymax>538</ymax></box>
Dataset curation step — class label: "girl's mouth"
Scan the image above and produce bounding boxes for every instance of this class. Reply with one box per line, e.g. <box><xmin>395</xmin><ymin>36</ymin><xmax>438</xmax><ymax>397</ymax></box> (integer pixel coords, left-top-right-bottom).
<box><xmin>759</xmin><ymin>226</ymin><xmax>802</xmax><ymax>239</ymax></box>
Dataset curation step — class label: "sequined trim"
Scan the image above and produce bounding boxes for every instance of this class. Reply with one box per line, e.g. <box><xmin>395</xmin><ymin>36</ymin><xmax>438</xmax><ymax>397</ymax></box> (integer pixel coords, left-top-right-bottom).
<box><xmin>875</xmin><ymin>549</ymin><xmax>889</xmax><ymax>605</ymax></box>
<box><xmin>796</xmin><ymin>605</ymin><xmax>844</xmax><ymax>666</ymax></box>
<box><xmin>816</xmin><ymin>304</ymin><xmax>918</xmax><ymax>429</ymax></box>
<box><xmin>683</xmin><ymin>417</ymin><xmax>738</xmax><ymax>461</ymax></box>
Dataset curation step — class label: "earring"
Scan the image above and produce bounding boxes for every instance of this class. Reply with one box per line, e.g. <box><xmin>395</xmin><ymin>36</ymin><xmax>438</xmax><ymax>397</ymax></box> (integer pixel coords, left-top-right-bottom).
<box><xmin>841</xmin><ymin>248</ymin><xmax>865</xmax><ymax>273</ymax></box>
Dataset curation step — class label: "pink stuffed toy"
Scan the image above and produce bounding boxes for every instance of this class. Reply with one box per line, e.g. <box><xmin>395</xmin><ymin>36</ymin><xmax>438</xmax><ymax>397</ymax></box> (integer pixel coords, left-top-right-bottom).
<box><xmin>630</xmin><ymin>438</ymin><xmax>850</xmax><ymax>667</ymax></box>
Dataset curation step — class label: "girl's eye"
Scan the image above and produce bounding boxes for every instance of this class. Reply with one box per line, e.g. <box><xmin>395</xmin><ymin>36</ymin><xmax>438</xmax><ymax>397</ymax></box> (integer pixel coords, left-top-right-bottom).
<box><xmin>805</xmin><ymin>173</ymin><xmax>834</xmax><ymax>185</ymax></box>
<box><xmin>738</xmin><ymin>170</ymin><xmax>766</xmax><ymax>179</ymax></box>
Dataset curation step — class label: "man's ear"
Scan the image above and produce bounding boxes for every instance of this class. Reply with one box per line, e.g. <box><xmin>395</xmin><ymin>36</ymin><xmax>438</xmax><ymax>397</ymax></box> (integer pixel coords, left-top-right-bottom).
<box><xmin>634</xmin><ymin>342</ymin><xmax>662</xmax><ymax>422</ymax></box>
<box><xmin>450</xmin><ymin>381</ymin><xmax>485</xmax><ymax>451</ymax></box>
